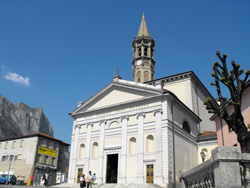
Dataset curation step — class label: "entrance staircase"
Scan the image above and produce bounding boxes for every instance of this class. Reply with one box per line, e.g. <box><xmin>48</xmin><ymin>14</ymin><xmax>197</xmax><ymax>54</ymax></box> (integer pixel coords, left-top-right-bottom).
<box><xmin>52</xmin><ymin>183</ymin><xmax>164</xmax><ymax>188</ymax></box>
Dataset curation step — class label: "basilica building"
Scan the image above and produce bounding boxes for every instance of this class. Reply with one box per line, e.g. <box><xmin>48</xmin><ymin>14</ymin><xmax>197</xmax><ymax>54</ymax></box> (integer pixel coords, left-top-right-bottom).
<box><xmin>68</xmin><ymin>14</ymin><xmax>217</xmax><ymax>187</ymax></box>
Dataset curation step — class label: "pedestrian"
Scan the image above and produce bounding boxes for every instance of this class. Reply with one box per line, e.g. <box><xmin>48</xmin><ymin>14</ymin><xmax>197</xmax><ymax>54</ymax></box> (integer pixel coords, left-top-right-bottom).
<box><xmin>43</xmin><ymin>172</ymin><xmax>49</xmax><ymax>187</ymax></box>
<box><xmin>92</xmin><ymin>173</ymin><xmax>96</xmax><ymax>185</ymax></box>
<box><xmin>86</xmin><ymin>171</ymin><xmax>93</xmax><ymax>188</ymax></box>
<box><xmin>80</xmin><ymin>174</ymin><xmax>86</xmax><ymax>188</ymax></box>
<box><xmin>30</xmin><ymin>175</ymin><xmax>33</xmax><ymax>186</ymax></box>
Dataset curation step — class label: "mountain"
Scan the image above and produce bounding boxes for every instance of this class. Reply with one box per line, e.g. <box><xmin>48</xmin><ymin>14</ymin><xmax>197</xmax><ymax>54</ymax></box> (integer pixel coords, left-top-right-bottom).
<box><xmin>0</xmin><ymin>95</ymin><xmax>53</xmax><ymax>139</ymax></box>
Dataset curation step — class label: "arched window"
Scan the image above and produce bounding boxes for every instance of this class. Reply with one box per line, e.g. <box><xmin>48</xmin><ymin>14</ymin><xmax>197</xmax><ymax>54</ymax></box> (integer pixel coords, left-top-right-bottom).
<box><xmin>92</xmin><ymin>142</ymin><xmax>98</xmax><ymax>158</ymax></box>
<box><xmin>138</xmin><ymin>48</ymin><xmax>141</xmax><ymax>56</ymax></box>
<box><xmin>79</xmin><ymin>143</ymin><xmax>85</xmax><ymax>159</ymax></box>
<box><xmin>144</xmin><ymin>71</ymin><xmax>149</xmax><ymax>82</ymax></box>
<box><xmin>137</xmin><ymin>71</ymin><xmax>141</xmax><ymax>83</ymax></box>
<box><xmin>183</xmin><ymin>121</ymin><xmax>190</xmax><ymax>133</ymax></box>
<box><xmin>146</xmin><ymin>135</ymin><xmax>154</xmax><ymax>153</ymax></box>
<box><xmin>109</xmin><ymin>121</ymin><xmax>120</xmax><ymax>129</ymax></box>
<box><xmin>144</xmin><ymin>47</ymin><xmax>148</xmax><ymax>56</ymax></box>
<box><xmin>129</xmin><ymin>137</ymin><xmax>137</xmax><ymax>154</ymax></box>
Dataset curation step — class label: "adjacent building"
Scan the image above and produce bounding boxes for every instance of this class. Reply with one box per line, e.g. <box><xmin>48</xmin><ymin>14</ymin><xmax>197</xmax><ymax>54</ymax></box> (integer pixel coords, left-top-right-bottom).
<box><xmin>0</xmin><ymin>133</ymin><xmax>70</xmax><ymax>185</ymax></box>
<box><xmin>68</xmin><ymin>14</ymin><xmax>217</xmax><ymax>187</ymax></box>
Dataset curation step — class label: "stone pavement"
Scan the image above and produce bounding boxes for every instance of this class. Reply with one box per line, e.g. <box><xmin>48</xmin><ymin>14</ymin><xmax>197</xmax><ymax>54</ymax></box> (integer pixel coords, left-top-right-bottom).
<box><xmin>51</xmin><ymin>183</ymin><xmax>165</xmax><ymax>188</ymax></box>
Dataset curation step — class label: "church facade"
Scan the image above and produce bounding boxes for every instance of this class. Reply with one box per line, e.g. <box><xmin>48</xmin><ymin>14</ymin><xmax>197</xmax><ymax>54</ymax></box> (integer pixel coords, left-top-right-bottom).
<box><xmin>68</xmin><ymin>14</ymin><xmax>216</xmax><ymax>187</ymax></box>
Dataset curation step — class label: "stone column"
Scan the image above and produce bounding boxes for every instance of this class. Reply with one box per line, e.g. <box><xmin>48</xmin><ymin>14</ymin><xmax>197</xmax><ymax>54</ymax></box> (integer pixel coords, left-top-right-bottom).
<box><xmin>97</xmin><ymin>120</ymin><xmax>106</xmax><ymax>184</ymax></box>
<box><xmin>68</xmin><ymin>122</ymin><xmax>80</xmax><ymax>183</ymax></box>
<box><xmin>154</xmin><ymin>110</ymin><xmax>163</xmax><ymax>184</ymax></box>
<box><xmin>120</xmin><ymin>116</ymin><xmax>129</xmax><ymax>183</ymax></box>
<box><xmin>137</xmin><ymin>113</ymin><xmax>145</xmax><ymax>183</ymax></box>
<box><xmin>84</xmin><ymin>123</ymin><xmax>92</xmax><ymax>176</ymax></box>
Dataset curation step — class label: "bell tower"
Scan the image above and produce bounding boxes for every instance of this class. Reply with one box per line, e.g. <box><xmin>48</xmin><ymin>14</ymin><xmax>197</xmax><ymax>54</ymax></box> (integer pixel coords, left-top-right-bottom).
<box><xmin>132</xmin><ymin>13</ymin><xmax>155</xmax><ymax>83</ymax></box>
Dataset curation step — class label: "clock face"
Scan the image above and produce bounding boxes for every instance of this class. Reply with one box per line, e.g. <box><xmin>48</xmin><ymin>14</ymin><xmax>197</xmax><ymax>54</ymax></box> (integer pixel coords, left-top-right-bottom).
<box><xmin>137</xmin><ymin>60</ymin><xmax>142</xmax><ymax>65</ymax></box>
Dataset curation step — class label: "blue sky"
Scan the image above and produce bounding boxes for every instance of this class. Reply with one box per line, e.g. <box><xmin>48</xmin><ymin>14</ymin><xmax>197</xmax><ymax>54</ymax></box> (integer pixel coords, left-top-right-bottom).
<box><xmin>1</xmin><ymin>0</ymin><xmax>250</xmax><ymax>144</ymax></box>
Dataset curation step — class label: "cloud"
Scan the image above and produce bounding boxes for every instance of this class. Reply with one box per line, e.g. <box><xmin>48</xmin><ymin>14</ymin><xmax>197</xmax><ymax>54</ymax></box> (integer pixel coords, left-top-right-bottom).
<box><xmin>4</xmin><ymin>72</ymin><xmax>30</xmax><ymax>86</ymax></box>
<box><xmin>1</xmin><ymin>65</ymin><xmax>7</xmax><ymax>70</ymax></box>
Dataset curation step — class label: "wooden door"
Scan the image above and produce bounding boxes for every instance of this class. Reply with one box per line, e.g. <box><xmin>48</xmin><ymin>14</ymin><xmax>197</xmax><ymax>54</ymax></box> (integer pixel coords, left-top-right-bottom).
<box><xmin>146</xmin><ymin>165</ymin><xmax>154</xmax><ymax>183</ymax></box>
<box><xmin>77</xmin><ymin>168</ymin><xmax>83</xmax><ymax>183</ymax></box>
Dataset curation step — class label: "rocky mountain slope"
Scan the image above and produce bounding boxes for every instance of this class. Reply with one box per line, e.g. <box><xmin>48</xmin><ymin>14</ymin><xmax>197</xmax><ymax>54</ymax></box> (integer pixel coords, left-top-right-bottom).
<box><xmin>0</xmin><ymin>95</ymin><xmax>53</xmax><ymax>139</ymax></box>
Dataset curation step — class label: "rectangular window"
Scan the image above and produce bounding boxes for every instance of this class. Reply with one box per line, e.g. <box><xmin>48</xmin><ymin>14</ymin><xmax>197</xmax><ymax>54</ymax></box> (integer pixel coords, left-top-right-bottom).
<box><xmin>53</xmin><ymin>143</ymin><xmax>58</xmax><ymax>150</ymax></box>
<box><xmin>45</xmin><ymin>156</ymin><xmax>48</xmax><ymax>164</ymax></box>
<box><xmin>5</xmin><ymin>142</ymin><xmax>8</xmax><ymax>149</ymax></box>
<box><xmin>39</xmin><ymin>139</ymin><xmax>44</xmax><ymax>147</ymax></box>
<box><xmin>52</xmin><ymin>158</ymin><xmax>56</xmax><ymax>166</ymax></box>
<box><xmin>47</xmin><ymin>141</ymin><xmax>50</xmax><ymax>148</ymax></box>
<box><xmin>20</xmin><ymin>140</ymin><xmax>24</xmax><ymax>148</ymax></box>
<box><xmin>48</xmin><ymin>157</ymin><xmax>52</xmax><ymax>165</ymax></box>
<box><xmin>2</xmin><ymin>156</ymin><xmax>7</xmax><ymax>161</ymax></box>
<box><xmin>9</xmin><ymin>155</ymin><xmax>14</xmax><ymax>161</ymax></box>
<box><xmin>17</xmin><ymin>154</ymin><xmax>22</xmax><ymax>160</ymax></box>
<box><xmin>12</xmin><ymin>141</ymin><xmax>16</xmax><ymax>149</ymax></box>
<box><xmin>38</xmin><ymin>154</ymin><xmax>42</xmax><ymax>163</ymax></box>
<box><xmin>49</xmin><ymin>142</ymin><xmax>53</xmax><ymax>149</ymax></box>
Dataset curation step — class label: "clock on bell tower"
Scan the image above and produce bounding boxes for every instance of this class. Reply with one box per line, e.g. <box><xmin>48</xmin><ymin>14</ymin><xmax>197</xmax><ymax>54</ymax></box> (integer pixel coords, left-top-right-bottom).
<box><xmin>132</xmin><ymin>13</ymin><xmax>155</xmax><ymax>83</ymax></box>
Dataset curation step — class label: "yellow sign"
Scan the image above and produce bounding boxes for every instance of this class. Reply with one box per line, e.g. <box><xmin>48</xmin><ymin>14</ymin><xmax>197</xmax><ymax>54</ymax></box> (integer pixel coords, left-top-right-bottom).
<box><xmin>38</xmin><ymin>147</ymin><xmax>57</xmax><ymax>157</ymax></box>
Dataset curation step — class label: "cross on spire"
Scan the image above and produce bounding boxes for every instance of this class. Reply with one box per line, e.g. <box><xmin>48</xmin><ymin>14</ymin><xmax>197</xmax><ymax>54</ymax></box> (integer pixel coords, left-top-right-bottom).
<box><xmin>116</xmin><ymin>66</ymin><xmax>120</xmax><ymax>75</ymax></box>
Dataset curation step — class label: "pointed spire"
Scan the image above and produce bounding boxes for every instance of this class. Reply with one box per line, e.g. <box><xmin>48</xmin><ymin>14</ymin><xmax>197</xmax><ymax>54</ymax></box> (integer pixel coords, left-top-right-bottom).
<box><xmin>137</xmin><ymin>13</ymin><xmax>150</xmax><ymax>37</ymax></box>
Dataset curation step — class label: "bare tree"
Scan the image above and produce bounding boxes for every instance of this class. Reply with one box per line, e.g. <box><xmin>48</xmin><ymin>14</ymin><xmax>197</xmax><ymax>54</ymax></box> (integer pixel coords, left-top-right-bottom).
<box><xmin>204</xmin><ymin>51</ymin><xmax>250</xmax><ymax>152</ymax></box>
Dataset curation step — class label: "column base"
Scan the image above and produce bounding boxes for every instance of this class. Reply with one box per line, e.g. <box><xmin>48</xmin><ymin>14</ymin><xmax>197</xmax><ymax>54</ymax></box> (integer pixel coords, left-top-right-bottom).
<box><xmin>67</xmin><ymin>177</ymin><xmax>75</xmax><ymax>184</ymax></box>
<box><xmin>154</xmin><ymin>175</ymin><xmax>163</xmax><ymax>184</ymax></box>
<box><xmin>119</xmin><ymin>177</ymin><xmax>126</xmax><ymax>183</ymax></box>
<box><xmin>96</xmin><ymin>177</ymin><xmax>103</xmax><ymax>184</ymax></box>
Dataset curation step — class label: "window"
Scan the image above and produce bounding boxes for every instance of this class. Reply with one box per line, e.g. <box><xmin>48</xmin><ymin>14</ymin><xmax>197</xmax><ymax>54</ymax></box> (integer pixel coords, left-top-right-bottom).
<box><xmin>38</xmin><ymin>154</ymin><xmax>42</xmax><ymax>163</ymax></box>
<box><xmin>20</xmin><ymin>140</ymin><xmax>24</xmax><ymax>148</ymax></box>
<box><xmin>47</xmin><ymin>141</ymin><xmax>50</xmax><ymax>148</ymax></box>
<box><xmin>12</xmin><ymin>141</ymin><xmax>16</xmax><ymax>149</ymax></box>
<box><xmin>144</xmin><ymin>71</ymin><xmax>149</xmax><ymax>82</ymax></box>
<box><xmin>183</xmin><ymin>121</ymin><xmax>190</xmax><ymax>133</ymax></box>
<box><xmin>17</xmin><ymin>154</ymin><xmax>22</xmax><ymax>160</ymax></box>
<box><xmin>129</xmin><ymin>137</ymin><xmax>137</xmax><ymax>154</ymax></box>
<box><xmin>92</xmin><ymin>142</ymin><xmax>98</xmax><ymax>158</ymax></box>
<box><xmin>5</xmin><ymin>142</ymin><xmax>8</xmax><ymax>149</ymax></box>
<box><xmin>144</xmin><ymin>47</ymin><xmax>148</xmax><ymax>56</ymax></box>
<box><xmin>137</xmin><ymin>71</ymin><xmax>141</xmax><ymax>83</ymax></box>
<box><xmin>138</xmin><ymin>47</ymin><xmax>141</xmax><ymax>56</ymax></box>
<box><xmin>54</xmin><ymin>143</ymin><xmax>58</xmax><ymax>150</ymax></box>
<box><xmin>44</xmin><ymin>156</ymin><xmax>49</xmax><ymax>164</ymax></box>
<box><xmin>2</xmin><ymin>156</ymin><xmax>7</xmax><ymax>161</ymax></box>
<box><xmin>79</xmin><ymin>144</ymin><xmax>85</xmax><ymax>159</ymax></box>
<box><xmin>52</xmin><ymin>158</ymin><xmax>56</xmax><ymax>166</ymax></box>
<box><xmin>146</xmin><ymin>135</ymin><xmax>154</xmax><ymax>153</ymax></box>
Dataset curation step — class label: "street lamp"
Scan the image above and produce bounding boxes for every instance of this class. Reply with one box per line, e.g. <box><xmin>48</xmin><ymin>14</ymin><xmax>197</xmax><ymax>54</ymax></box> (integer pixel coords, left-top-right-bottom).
<box><xmin>5</xmin><ymin>154</ymin><xmax>18</xmax><ymax>185</ymax></box>
<box><xmin>200</xmin><ymin>151</ymin><xmax>206</xmax><ymax>162</ymax></box>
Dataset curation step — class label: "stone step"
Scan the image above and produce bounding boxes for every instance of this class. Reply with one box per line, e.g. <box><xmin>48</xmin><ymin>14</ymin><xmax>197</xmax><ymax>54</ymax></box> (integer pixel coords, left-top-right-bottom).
<box><xmin>52</xmin><ymin>183</ymin><xmax>164</xmax><ymax>188</ymax></box>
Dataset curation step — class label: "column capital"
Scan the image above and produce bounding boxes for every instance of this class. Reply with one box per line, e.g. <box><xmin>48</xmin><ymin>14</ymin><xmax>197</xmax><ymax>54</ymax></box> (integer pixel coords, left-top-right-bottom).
<box><xmin>121</xmin><ymin>116</ymin><xmax>129</xmax><ymax>121</ymax></box>
<box><xmin>74</xmin><ymin>124</ymin><xmax>81</xmax><ymax>130</ymax></box>
<box><xmin>87</xmin><ymin>123</ymin><xmax>93</xmax><ymax>127</ymax></box>
<box><xmin>137</xmin><ymin>113</ymin><xmax>145</xmax><ymax>119</ymax></box>
<box><xmin>154</xmin><ymin>110</ymin><xmax>163</xmax><ymax>116</ymax></box>
<box><xmin>99</xmin><ymin>120</ymin><xmax>107</xmax><ymax>126</ymax></box>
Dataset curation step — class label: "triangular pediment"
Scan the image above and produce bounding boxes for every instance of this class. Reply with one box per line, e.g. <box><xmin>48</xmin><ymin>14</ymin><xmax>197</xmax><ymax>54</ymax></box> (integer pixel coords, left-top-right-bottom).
<box><xmin>71</xmin><ymin>80</ymin><xmax>163</xmax><ymax>115</ymax></box>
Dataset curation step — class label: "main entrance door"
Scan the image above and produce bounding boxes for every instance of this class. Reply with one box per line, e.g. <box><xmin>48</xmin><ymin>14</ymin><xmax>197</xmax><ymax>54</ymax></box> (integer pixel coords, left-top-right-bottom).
<box><xmin>146</xmin><ymin>164</ymin><xmax>154</xmax><ymax>183</ymax></box>
<box><xmin>106</xmin><ymin>154</ymin><xmax>118</xmax><ymax>183</ymax></box>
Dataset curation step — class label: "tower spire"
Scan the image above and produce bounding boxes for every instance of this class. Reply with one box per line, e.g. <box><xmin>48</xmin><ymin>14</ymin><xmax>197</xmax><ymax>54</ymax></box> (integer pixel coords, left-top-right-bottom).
<box><xmin>132</xmin><ymin>14</ymin><xmax>155</xmax><ymax>83</ymax></box>
<box><xmin>137</xmin><ymin>13</ymin><xmax>150</xmax><ymax>37</ymax></box>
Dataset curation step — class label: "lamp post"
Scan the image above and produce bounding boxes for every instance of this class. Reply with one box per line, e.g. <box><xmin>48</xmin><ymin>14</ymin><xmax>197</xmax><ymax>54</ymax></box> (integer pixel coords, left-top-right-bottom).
<box><xmin>5</xmin><ymin>154</ymin><xmax>18</xmax><ymax>185</ymax></box>
<box><xmin>200</xmin><ymin>151</ymin><xmax>206</xmax><ymax>162</ymax></box>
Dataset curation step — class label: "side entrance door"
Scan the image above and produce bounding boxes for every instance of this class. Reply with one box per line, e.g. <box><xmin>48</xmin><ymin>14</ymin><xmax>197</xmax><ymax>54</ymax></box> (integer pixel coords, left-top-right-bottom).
<box><xmin>146</xmin><ymin>164</ymin><xmax>154</xmax><ymax>183</ymax></box>
<box><xmin>77</xmin><ymin>168</ymin><xmax>83</xmax><ymax>183</ymax></box>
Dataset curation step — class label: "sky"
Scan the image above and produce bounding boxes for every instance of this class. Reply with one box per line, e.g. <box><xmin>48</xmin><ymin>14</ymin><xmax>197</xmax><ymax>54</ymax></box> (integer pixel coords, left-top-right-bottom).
<box><xmin>1</xmin><ymin>0</ymin><xmax>250</xmax><ymax>144</ymax></box>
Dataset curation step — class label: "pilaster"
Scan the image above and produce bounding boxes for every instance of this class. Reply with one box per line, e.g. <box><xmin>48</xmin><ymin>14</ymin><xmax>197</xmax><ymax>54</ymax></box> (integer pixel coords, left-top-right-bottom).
<box><xmin>68</xmin><ymin>122</ymin><xmax>80</xmax><ymax>183</ymax></box>
<box><xmin>120</xmin><ymin>116</ymin><xmax>129</xmax><ymax>183</ymax></box>
<box><xmin>97</xmin><ymin>120</ymin><xmax>106</xmax><ymax>184</ymax></box>
<box><xmin>154</xmin><ymin>110</ymin><xmax>163</xmax><ymax>184</ymax></box>
<box><xmin>84</xmin><ymin>123</ymin><xmax>93</xmax><ymax>176</ymax></box>
<box><xmin>137</xmin><ymin>113</ymin><xmax>145</xmax><ymax>183</ymax></box>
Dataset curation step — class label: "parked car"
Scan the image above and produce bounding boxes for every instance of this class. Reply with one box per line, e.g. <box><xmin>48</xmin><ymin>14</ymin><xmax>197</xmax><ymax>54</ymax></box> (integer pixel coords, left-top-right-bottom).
<box><xmin>0</xmin><ymin>174</ymin><xmax>17</xmax><ymax>185</ymax></box>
